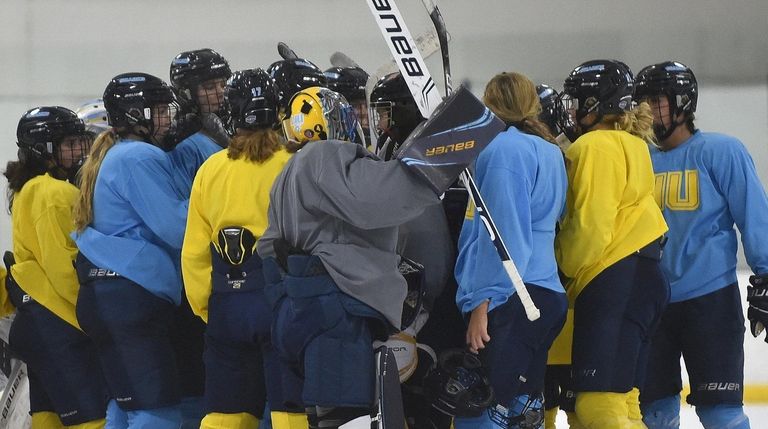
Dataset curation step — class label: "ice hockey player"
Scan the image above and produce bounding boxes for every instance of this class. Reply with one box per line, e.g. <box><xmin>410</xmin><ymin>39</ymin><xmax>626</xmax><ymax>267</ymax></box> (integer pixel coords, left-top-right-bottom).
<box><xmin>258</xmin><ymin>85</ymin><xmax>503</xmax><ymax>428</ymax></box>
<box><xmin>453</xmin><ymin>71</ymin><xmax>568</xmax><ymax>429</ymax></box>
<box><xmin>636</xmin><ymin>61</ymin><xmax>768</xmax><ymax>429</ymax></box>
<box><xmin>324</xmin><ymin>66</ymin><xmax>370</xmax><ymax>147</ymax></box>
<box><xmin>182</xmin><ymin>68</ymin><xmax>306</xmax><ymax>429</ymax></box>
<box><xmin>72</xmin><ymin>72</ymin><xmax>189</xmax><ymax>429</ymax></box>
<box><xmin>554</xmin><ymin>59</ymin><xmax>669</xmax><ymax>429</ymax></box>
<box><xmin>369</xmin><ymin>71</ymin><xmax>462</xmax><ymax>429</ymax></box>
<box><xmin>4</xmin><ymin>106</ymin><xmax>108</xmax><ymax>428</ymax></box>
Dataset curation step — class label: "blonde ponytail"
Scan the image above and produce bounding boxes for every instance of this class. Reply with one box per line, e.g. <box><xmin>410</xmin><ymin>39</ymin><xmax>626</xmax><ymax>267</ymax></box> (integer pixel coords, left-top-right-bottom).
<box><xmin>73</xmin><ymin>130</ymin><xmax>118</xmax><ymax>231</ymax></box>
<box><xmin>604</xmin><ymin>102</ymin><xmax>656</xmax><ymax>144</ymax></box>
<box><xmin>483</xmin><ymin>72</ymin><xmax>556</xmax><ymax>144</ymax></box>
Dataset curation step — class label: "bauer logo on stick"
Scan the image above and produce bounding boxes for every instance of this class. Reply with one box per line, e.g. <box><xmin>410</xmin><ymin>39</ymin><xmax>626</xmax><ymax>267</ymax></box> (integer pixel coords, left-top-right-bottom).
<box><xmin>366</xmin><ymin>0</ymin><xmax>442</xmax><ymax>118</ymax></box>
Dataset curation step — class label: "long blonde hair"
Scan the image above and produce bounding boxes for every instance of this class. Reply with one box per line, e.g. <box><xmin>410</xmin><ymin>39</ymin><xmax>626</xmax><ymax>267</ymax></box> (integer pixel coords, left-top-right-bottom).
<box><xmin>73</xmin><ymin>129</ymin><xmax>118</xmax><ymax>231</ymax></box>
<box><xmin>483</xmin><ymin>72</ymin><xmax>556</xmax><ymax>144</ymax></box>
<box><xmin>601</xmin><ymin>101</ymin><xmax>656</xmax><ymax>144</ymax></box>
<box><xmin>228</xmin><ymin>128</ymin><xmax>285</xmax><ymax>162</ymax></box>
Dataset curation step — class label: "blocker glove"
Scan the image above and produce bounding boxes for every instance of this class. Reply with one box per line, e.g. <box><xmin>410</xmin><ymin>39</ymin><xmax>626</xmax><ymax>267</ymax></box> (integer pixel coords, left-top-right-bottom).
<box><xmin>747</xmin><ymin>273</ymin><xmax>768</xmax><ymax>343</ymax></box>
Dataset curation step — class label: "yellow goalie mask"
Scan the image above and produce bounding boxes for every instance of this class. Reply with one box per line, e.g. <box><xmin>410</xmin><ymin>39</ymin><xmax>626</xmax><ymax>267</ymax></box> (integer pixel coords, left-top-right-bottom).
<box><xmin>282</xmin><ymin>86</ymin><xmax>363</xmax><ymax>144</ymax></box>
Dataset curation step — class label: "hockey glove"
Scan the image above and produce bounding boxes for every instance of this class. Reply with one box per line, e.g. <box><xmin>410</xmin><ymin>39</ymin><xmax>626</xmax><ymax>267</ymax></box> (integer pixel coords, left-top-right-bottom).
<box><xmin>747</xmin><ymin>273</ymin><xmax>768</xmax><ymax>343</ymax></box>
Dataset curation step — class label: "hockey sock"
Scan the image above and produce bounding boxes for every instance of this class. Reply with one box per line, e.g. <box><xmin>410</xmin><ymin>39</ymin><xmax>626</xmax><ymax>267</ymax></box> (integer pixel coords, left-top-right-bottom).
<box><xmin>575</xmin><ymin>391</ymin><xmax>632</xmax><ymax>429</ymax></box>
<box><xmin>200</xmin><ymin>412</ymin><xmax>259</xmax><ymax>429</ymax></box>
<box><xmin>544</xmin><ymin>407</ymin><xmax>559</xmax><ymax>428</ymax></box>
<box><xmin>31</xmin><ymin>411</ymin><xmax>65</xmax><ymax>429</ymax></box>
<box><xmin>271</xmin><ymin>411</ymin><xmax>309</xmax><ymax>429</ymax></box>
<box><xmin>696</xmin><ymin>404</ymin><xmax>750</xmax><ymax>429</ymax></box>
<box><xmin>566</xmin><ymin>411</ymin><xmax>587</xmax><ymax>429</ymax></box>
<box><xmin>627</xmin><ymin>388</ymin><xmax>645</xmax><ymax>428</ymax></box>
<box><xmin>641</xmin><ymin>394</ymin><xmax>680</xmax><ymax>429</ymax></box>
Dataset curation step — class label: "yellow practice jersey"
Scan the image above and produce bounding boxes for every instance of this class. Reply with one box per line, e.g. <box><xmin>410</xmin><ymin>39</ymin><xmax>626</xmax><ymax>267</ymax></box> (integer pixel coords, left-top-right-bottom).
<box><xmin>182</xmin><ymin>149</ymin><xmax>292</xmax><ymax>322</ymax></box>
<box><xmin>10</xmin><ymin>174</ymin><xmax>81</xmax><ymax>329</ymax></box>
<box><xmin>0</xmin><ymin>266</ymin><xmax>10</xmax><ymax>318</ymax></box>
<box><xmin>555</xmin><ymin>130</ymin><xmax>667</xmax><ymax>304</ymax></box>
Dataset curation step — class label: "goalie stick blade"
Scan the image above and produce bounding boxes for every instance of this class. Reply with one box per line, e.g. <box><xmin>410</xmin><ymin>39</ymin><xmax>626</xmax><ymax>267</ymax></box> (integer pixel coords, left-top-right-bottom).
<box><xmin>373</xmin><ymin>347</ymin><xmax>405</xmax><ymax>429</ymax></box>
<box><xmin>277</xmin><ymin>42</ymin><xmax>299</xmax><ymax>60</ymax></box>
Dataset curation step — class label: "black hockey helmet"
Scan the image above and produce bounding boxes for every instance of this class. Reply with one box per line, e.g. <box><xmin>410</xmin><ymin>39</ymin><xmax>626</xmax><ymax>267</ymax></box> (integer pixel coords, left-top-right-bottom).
<box><xmin>17</xmin><ymin>106</ymin><xmax>86</xmax><ymax>161</ymax></box>
<box><xmin>103</xmin><ymin>72</ymin><xmax>179</xmax><ymax>150</ymax></box>
<box><xmin>170</xmin><ymin>49</ymin><xmax>231</xmax><ymax>117</ymax></box>
<box><xmin>558</xmin><ymin>59</ymin><xmax>634</xmax><ymax>140</ymax></box>
<box><xmin>16</xmin><ymin>106</ymin><xmax>92</xmax><ymax>182</ymax></box>
<box><xmin>635</xmin><ymin>61</ymin><xmax>698</xmax><ymax>140</ymax></box>
<box><xmin>423</xmin><ymin>349</ymin><xmax>494</xmax><ymax>418</ymax></box>
<box><xmin>369</xmin><ymin>72</ymin><xmax>425</xmax><ymax>146</ymax></box>
<box><xmin>536</xmin><ymin>84</ymin><xmax>562</xmax><ymax>136</ymax></box>
<box><xmin>267</xmin><ymin>58</ymin><xmax>327</xmax><ymax>110</ymax></box>
<box><xmin>324</xmin><ymin>66</ymin><xmax>369</xmax><ymax>103</ymax></box>
<box><xmin>170</xmin><ymin>49</ymin><xmax>231</xmax><ymax>92</ymax></box>
<box><xmin>224</xmin><ymin>68</ymin><xmax>280</xmax><ymax>131</ymax></box>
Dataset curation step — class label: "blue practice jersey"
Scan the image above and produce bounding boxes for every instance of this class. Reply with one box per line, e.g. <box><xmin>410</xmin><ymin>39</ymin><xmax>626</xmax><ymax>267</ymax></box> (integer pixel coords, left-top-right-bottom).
<box><xmin>74</xmin><ymin>139</ymin><xmax>189</xmax><ymax>305</ymax></box>
<box><xmin>651</xmin><ymin>131</ymin><xmax>768</xmax><ymax>302</ymax></box>
<box><xmin>168</xmin><ymin>131</ymin><xmax>222</xmax><ymax>197</ymax></box>
<box><xmin>455</xmin><ymin>127</ymin><xmax>567</xmax><ymax>314</ymax></box>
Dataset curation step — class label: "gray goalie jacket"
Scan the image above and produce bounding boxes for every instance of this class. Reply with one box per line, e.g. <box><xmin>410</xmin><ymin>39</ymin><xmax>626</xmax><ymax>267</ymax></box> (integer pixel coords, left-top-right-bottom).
<box><xmin>257</xmin><ymin>140</ymin><xmax>440</xmax><ymax>327</ymax></box>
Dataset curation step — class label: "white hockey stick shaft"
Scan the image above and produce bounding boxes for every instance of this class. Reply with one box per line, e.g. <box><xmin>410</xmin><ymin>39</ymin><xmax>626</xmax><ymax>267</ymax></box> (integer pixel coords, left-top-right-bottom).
<box><xmin>366</xmin><ymin>0</ymin><xmax>540</xmax><ymax>321</ymax></box>
<box><xmin>365</xmin><ymin>0</ymin><xmax>442</xmax><ymax>118</ymax></box>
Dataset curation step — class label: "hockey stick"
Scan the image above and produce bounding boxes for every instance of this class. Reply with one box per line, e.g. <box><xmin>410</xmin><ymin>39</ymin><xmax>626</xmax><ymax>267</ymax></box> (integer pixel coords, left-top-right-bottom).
<box><xmin>421</xmin><ymin>0</ymin><xmax>539</xmax><ymax>321</ymax></box>
<box><xmin>0</xmin><ymin>359</ymin><xmax>28</xmax><ymax>429</ymax></box>
<box><xmin>420</xmin><ymin>0</ymin><xmax>451</xmax><ymax>95</ymax></box>
<box><xmin>331</xmin><ymin>31</ymin><xmax>444</xmax><ymax>150</ymax></box>
<box><xmin>277</xmin><ymin>42</ymin><xmax>299</xmax><ymax>60</ymax></box>
<box><xmin>330</xmin><ymin>30</ymin><xmax>443</xmax><ymax>76</ymax></box>
<box><xmin>366</xmin><ymin>0</ymin><xmax>540</xmax><ymax>321</ymax></box>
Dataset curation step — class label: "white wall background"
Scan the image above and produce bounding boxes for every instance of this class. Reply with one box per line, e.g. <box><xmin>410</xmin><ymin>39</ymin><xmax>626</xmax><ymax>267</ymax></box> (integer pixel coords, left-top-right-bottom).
<box><xmin>0</xmin><ymin>0</ymin><xmax>766</xmax><ymax>378</ymax></box>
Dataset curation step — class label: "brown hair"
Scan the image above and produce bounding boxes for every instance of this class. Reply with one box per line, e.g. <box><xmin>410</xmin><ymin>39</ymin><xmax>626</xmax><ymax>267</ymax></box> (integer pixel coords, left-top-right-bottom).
<box><xmin>73</xmin><ymin>129</ymin><xmax>118</xmax><ymax>231</ymax></box>
<box><xmin>483</xmin><ymin>72</ymin><xmax>556</xmax><ymax>144</ymax></box>
<box><xmin>228</xmin><ymin>128</ymin><xmax>285</xmax><ymax>162</ymax></box>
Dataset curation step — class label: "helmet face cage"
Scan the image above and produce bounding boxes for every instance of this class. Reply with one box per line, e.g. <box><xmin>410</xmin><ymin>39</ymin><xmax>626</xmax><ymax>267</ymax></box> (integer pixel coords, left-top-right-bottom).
<box><xmin>536</xmin><ymin>84</ymin><xmax>562</xmax><ymax>136</ymax></box>
<box><xmin>284</xmin><ymin>87</ymin><xmax>361</xmax><ymax>144</ymax></box>
<box><xmin>558</xmin><ymin>60</ymin><xmax>634</xmax><ymax>140</ymax></box>
<box><xmin>556</xmin><ymin>92</ymin><xmax>583</xmax><ymax>142</ymax></box>
<box><xmin>224</xmin><ymin>69</ymin><xmax>280</xmax><ymax>131</ymax></box>
<box><xmin>369</xmin><ymin>72</ymin><xmax>425</xmax><ymax>146</ymax></box>
<box><xmin>17</xmin><ymin>106</ymin><xmax>88</xmax><ymax>160</ymax></box>
<box><xmin>103</xmin><ymin>73</ymin><xmax>180</xmax><ymax>150</ymax></box>
<box><xmin>369</xmin><ymin>100</ymin><xmax>393</xmax><ymax>141</ymax></box>
<box><xmin>634</xmin><ymin>61</ymin><xmax>698</xmax><ymax>140</ymax></box>
<box><xmin>423</xmin><ymin>349</ymin><xmax>495</xmax><ymax>418</ymax></box>
<box><xmin>488</xmin><ymin>393</ymin><xmax>545</xmax><ymax>429</ymax></box>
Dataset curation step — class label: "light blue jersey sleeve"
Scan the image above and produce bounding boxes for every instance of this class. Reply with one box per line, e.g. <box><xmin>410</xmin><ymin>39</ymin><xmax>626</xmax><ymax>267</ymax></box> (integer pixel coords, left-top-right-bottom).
<box><xmin>706</xmin><ymin>136</ymin><xmax>768</xmax><ymax>275</ymax></box>
<box><xmin>168</xmin><ymin>131</ymin><xmax>222</xmax><ymax>197</ymax></box>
